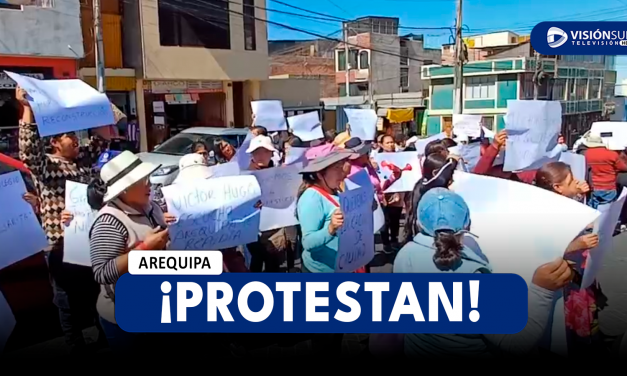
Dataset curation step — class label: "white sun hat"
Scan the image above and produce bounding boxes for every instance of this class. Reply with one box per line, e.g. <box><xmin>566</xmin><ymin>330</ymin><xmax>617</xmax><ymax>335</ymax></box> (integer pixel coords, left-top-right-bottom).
<box><xmin>101</xmin><ymin>151</ymin><xmax>161</xmax><ymax>203</ymax></box>
<box><xmin>246</xmin><ymin>135</ymin><xmax>276</xmax><ymax>153</ymax></box>
<box><xmin>173</xmin><ymin>153</ymin><xmax>213</xmax><ymax>184</ymax></box>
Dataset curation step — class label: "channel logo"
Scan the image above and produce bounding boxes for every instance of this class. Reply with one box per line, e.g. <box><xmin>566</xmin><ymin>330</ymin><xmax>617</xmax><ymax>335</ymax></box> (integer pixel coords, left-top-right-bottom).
<box><xmin>547</xmin><ymin>27</ymin><xmax>568</xmax><ymax>48</ymax></box>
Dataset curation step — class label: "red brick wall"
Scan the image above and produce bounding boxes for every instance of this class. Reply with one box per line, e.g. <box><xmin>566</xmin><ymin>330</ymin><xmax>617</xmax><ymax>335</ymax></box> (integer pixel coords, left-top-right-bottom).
<box><xmin>270</xmin><ymin>56</ymin><xmax>337</xmax><ymax>97</ymax></box>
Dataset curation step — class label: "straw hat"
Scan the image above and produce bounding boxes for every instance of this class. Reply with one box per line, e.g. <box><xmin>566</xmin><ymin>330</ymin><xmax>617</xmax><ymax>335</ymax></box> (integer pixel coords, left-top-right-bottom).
<box><xmin>173</xmin><ymin>153</ymin><xmax>213</xmax><ymax>184</ymax></box>
<box><xmin>333</xmin><ymin>131</ymin><xmax>351</xmax><ymax>148</ymax></box>
<box><xmin>300</xmin><ymin>150</ymin><xmax>356</xmax><ymax>174</ymax></box>
<box><xmin>100</xmin><ymin>151</ymin><xmax>160</xmax><ymax>203</ymax></box>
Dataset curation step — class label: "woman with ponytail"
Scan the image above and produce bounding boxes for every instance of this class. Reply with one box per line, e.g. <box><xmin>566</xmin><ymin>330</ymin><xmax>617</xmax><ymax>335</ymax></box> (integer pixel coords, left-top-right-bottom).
<box><xmin>392</xmin><ymin>187</ymin><xmax>574</xmax><ymax>358</ymax></box>
<box><xmin>402</xmin><ymin>153</ymin><xmax>458</xmax><ymax>245</ymax></box>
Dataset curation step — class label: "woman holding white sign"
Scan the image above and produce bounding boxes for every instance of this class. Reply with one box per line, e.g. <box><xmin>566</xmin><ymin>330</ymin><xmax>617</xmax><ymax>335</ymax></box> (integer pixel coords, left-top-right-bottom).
<box><xmin>393</xmin><ymin>188</ymin><xmax>573</xmax><ymax>358</ymax></box>
<box><xmin>378</xmin><ymin>135</ymin><xmax>404</xmax><ymax>253</ymax></box>
<box><xmin>535</xmin><ymin>161</ymin><xmax>608</xmax><ymax>356</ymax></box>
<box><xmin>86</xmin><ymin>151</ymin><xmax>169</xmax><ymax>352</ymax></box>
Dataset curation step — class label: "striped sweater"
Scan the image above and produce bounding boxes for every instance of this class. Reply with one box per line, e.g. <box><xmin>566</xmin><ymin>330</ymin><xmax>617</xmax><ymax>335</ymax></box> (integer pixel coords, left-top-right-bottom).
<box><xmin>18</xmin><ymin>121</ymin><xmax>106</xmax><ymax>247</ymax></box>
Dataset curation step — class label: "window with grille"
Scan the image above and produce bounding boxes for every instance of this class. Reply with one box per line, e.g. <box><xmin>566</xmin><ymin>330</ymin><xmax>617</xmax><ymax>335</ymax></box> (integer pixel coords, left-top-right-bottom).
<box><xmin>464</xmin><ymin>76</ymin><xmax>496</xmax><ymax>99</ymax></box>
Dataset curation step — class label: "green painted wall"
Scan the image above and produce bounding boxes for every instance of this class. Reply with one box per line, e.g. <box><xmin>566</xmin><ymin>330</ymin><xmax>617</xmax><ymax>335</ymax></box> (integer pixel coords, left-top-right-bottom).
<box><xmin>427</xmin><ymin>116</ymin><xmax>441</xmax><ymax>136</ymax></box>
<box><xmin>496</xmin><ymin>77</ymin><xmax>518</xmax><ymax>108</ymax></box>
<box><xmin>464</xmin><ymin>99</ymin><xmax>495</xmax><ymax>109</ymax></box>
<box><xmin>496</xmin><ymin>114</ymin><xmax>506</xmax><ymax>132</ymax></box>
<box><xmin>431</xmin><ymin>84</ymin><xmax>454</xmax><ymax>110</ymax></box>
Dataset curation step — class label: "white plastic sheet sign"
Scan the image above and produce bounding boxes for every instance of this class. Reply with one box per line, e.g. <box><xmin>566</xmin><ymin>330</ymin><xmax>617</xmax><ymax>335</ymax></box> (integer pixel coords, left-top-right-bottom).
<box><xmin>63</xmin><ymin>181</ymin><xmax>96</xmax><ymax>266</ymax></box>
<box><xmin>453</xmin><ymin>114</ymin><xmax>482</xmax><ymax>138</ymax></box>
<box><xmin>503</xmin><ymin>100</ymin><xmax>562</xmax><ymax>172</ymax></box>
<box><xmin>243</xmin><ymin>164</ymin><xmax>302</xmax><ymax>231</ymax></box>
<box><xmin>5</xmin><ymin>71</ymin><xmax>115</xmax><ymax>136</ymax></box>
<box><xmin>344</xmin><ymin>108</ymin><xmax>377</xmax><ymax>141</ymax></box>
<box><xmin>559</xmin><ymin>151</ymin><xmax>586</xmax><ymax>182</ymax></box>
<box><xmin>414</xmin><ymin>132</ymin><xmax>446</xmax><ymax>155</ymax></box>
<box><xmin>0</xmin><ymin>171</ymin><xmax>48</xmax><ymax>270</ymax></box>
<box><xmin>582</xmin><ymin>188</ymin><xmax>627</xmax><ymax>289</ymax></box>
<box><xmin>284</xmin><ymin>146</ymin><xmax>308</xmax><ymax>165</ymax></box>
<box><xmin>162</xmin><ymin>175</ymin><xmax>262</xmax><ymax>250</ymax></box>
<box><xmin>336</xmin><ymin>185</ymin><xmax>375</xmax><ymax>272</ymax></box>
<box><xmin>450</xmin><ymin>171</ymin><xmax>600</xmax><ymax>284</ymax></box>
<box><xmin>590</xmin><ymin>121</ymin><xmax>627</xmax><ymax>150</ymax></box>
<box><xmin>374</xmin><ymin>152</ymin><xmax>422</xmax><ymax>193</ymax></box>
<box><xmin>0</xmin><ymin>291</ymin><xmax>15</xmax><ymax>353</ymax></box>
<box><xmin>251</xmin><ymin>100</ymin><xmax>287</xmax><ymax>132</ymax></box>
<box><xmin>234</xmin><ymin>132</ymin><xmax>254</xmax><ymax>170</ymax></box>
<box><xmin>287</xmin><ymin>111</ymin><xmax>323</xmax><ymax>142</ymax></box>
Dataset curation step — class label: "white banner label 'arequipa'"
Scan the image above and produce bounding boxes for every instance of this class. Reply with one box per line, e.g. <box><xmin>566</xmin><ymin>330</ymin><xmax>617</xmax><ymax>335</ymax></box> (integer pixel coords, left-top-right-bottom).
<box><xmin>128</xmin><ymin>251</ymin><xmax>223</xmax><ymax>275</ymax></box>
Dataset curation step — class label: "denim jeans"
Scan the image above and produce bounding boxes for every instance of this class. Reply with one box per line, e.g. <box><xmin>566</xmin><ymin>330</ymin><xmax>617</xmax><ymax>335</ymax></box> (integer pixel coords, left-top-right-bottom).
<box><xmin>588</xmin><ymin>189</ymin><xmax>617</xmax><ymax>210</ymax></box>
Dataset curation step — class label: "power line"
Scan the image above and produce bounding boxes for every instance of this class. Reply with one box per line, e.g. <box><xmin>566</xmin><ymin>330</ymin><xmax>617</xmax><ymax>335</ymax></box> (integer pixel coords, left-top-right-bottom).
<box><xmin>269</xmin><ymin>0</ymin><xmax>455</xmax><ymax>31</ymax></box>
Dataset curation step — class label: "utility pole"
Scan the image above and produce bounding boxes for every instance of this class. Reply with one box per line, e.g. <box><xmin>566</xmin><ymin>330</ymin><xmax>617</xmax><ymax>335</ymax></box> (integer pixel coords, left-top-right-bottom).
<box><xmin>453</xmin><ymin>0</ymin><xmax>464</xmax><ymax>114</ymax></box>
<box><xmin>533</xmin><ymin>50</ymin><xmax>542</xmax><ymax>100</ymax></box>
<box><xmin>94</xmin><ymin>0</ymin><xmax>106</xmax><ymax>93</ymax></box>
<box><xmin>344</xmin><ymin>22</ymin><xmax>350</xmax><ymax>97</ymax></box>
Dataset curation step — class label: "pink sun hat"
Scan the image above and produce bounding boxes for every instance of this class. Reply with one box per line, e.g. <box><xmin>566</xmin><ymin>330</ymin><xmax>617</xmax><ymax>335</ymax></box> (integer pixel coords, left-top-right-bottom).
<box><xmin>305</xmin><ymin>143</ymin><xmax>337</xmax><ymax>160</ymax></box>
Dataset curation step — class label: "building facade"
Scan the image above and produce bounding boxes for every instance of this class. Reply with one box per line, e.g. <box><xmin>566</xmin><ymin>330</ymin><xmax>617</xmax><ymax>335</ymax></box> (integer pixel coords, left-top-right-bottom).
<box><xmin>335</xmin><ymin>17</ymin><xmax>441</xmax><ymax>97</ymax></box>
<box><xmin>123</xmin><ymin>0</ymin><xmax>269</xmax><ymax>151</ymax></box>
<box><xmin>78</xmin><ymin>0</ymin><xmax>136</xmax><ymax>121</ymax></box>
<box><xmin>269</xmin><ymin>39</ymin><xmax>336</xmax><ymax>98</ymax></box>
<box><xmin>0</xmin><ymin>1</ymin><xmax>83</xmax><ymax>157</ymax></box>
<box><xmin>423</xmin><ymin>34</ymin><xmax>617</xmax><ymax>145</ymax></box>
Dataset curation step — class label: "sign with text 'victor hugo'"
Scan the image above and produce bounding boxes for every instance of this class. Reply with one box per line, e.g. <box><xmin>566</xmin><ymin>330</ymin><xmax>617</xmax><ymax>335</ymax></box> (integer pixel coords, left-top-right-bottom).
<box><xmin>161</xmin><ymin>175</ymin><xmax>262</xmax><ymax>250</ymax></box>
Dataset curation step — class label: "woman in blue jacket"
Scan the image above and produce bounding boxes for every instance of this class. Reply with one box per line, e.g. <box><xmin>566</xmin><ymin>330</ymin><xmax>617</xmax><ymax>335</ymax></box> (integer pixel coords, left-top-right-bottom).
<box><xmin>394</xmin><ymin>188</ymin><xmax>574</xmax><ymax>358</ymax></box>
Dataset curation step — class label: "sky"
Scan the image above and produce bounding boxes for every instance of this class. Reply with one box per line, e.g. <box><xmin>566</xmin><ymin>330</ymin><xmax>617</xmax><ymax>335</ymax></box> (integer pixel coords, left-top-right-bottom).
<box><xmin>264</xmin><ymin>0</ymin><xmax>627</xmax><ymax>94</ymax></box>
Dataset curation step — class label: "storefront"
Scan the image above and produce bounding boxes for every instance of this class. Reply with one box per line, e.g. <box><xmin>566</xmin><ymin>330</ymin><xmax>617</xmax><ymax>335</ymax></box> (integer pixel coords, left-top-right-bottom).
<box><xmin>0</xmin><ymin>57</ymin><xmax>77</xmax><ymax>158</ymax></box>
<box><xmin>142</xmin><ymin>80</ymin><xmax>226</xmax><ymax>150</ymax></box>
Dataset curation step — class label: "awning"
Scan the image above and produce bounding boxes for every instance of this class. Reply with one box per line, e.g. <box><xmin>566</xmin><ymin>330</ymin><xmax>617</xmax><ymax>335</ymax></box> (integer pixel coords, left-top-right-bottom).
<box><xmin>386</xmin><ymin>108</ymin><xmax>415</xmax><ymax>123</ymax></box>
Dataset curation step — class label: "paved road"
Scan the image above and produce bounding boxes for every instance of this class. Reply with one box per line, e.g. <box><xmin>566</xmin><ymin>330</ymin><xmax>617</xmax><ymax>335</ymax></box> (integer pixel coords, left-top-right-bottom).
<box><xmin>3</xmin><ymin>230</ymin><xmax>627</xmax><ymax>359</ymax></box>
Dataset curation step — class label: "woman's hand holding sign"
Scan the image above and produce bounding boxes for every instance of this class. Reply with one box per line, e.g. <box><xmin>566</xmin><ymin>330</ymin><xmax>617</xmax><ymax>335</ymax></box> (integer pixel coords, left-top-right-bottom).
<box><xmin>329</xmin><ymin>209</ymin><xmax>344</xmax><ymax>235</ymax></box>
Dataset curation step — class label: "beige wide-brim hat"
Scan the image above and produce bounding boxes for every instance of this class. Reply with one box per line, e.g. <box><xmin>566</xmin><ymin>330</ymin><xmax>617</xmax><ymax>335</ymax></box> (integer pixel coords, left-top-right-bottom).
<box><xmin>583</xmin><ymin>135</ymin><xmax>606</xmax><ymax>148</ymax></box>
<box><xmin>100</xmin><ymin>150</ymin><xmax>160</xmax><ymax>203</ymax></box>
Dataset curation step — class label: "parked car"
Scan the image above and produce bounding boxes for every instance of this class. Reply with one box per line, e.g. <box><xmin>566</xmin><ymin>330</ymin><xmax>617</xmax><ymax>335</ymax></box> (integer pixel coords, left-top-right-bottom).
<box><xmin>138</xmin><ymin>127</ymin><xmax>249</xmax><ymax>187</ymax></box>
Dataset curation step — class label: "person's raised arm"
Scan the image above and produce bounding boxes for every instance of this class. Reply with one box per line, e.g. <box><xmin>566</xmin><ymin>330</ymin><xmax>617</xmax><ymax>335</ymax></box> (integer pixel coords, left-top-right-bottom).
<box><xmin>473</xmin><ymin>130</ymin><xmax>506</xmax><ymax>175</ymax></box>
<box><xmin>16</xmin><ymin>87</ymin><xmax>46</xmax><ymax>177</ymax></box>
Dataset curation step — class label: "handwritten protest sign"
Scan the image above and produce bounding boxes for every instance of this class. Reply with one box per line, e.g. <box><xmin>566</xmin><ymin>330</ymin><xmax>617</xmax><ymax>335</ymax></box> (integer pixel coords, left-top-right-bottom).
<box><xmin>0</xmin><ymin>291</ymin><xmax>15</xmax><ymax>354</ymax></box>
<box><xmin>287</xmin><ymin>111</ymin><xmax>323</xmax><ymax>142</ymax></box>
<box><xmin>243</xmin><ymin>164</ymin><xmax>302</xmax><ymax>231</ymax></box>
<box><xmin>414</xmin><ymin>132</ymin><xmax>446</xmax><ymax>155</ymax></box>
<box><xmin>0</xmin><ymin>171</ymin><xmax>48</xmax><ymax>270</ymax></box>
<box><xmin>345</xmin><ymin>169</ymin><xmax>384</xmax><ymax>233</ymax></box>
<box><xmin>162</xmin><ymin>175</ymin><xmax>262</xmax><ymax>250</ymax></box>
<box><xmin>450</xmin><ymin>171</ymin><xmax>600</xmax><ymax>284</ymax></box>
<box><xmin>344</xmin><ymin>109</ymin><xmax>377</xmax><ymax>141</ymax></box>
<box><xmin>583</xmin><ymin>188</ymin><xmax>627</xmax><ymax>289</ymax></box>
<box><xmin>251</xmin><ymin>100</ymin><xmax>287</xmax><ymax>131</ymax></box>
<box><xmin>453</xmin><ymin>114</ymin><xmax>482</xmax><ymax>138</ymax></box>
<box><xmin>374</xmin><ymin>152</ymin><xmax>422</xmax><ymax>193</ymax></box>
<box><xmin>63</xmin><ymin>181</ymin><xmax>95</xmax><ymax>266</ymax></box>
<box><xmin>6</xmin><ymin>71</ymin><xmax>115</xmax><ymax>137</ymax></box>
<box><xmin>336</xmin><ymin>185</ymin><xmax>375</xmax><ymax>272</ymax></box>
<box><xmin>503</xmin><ymin>100</ymin><xmax>562</xmax><ymax>171</ymax></box>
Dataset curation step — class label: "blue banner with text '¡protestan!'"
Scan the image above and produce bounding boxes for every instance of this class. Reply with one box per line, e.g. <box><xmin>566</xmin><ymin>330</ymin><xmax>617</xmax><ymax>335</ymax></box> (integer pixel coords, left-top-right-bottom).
<box><xmin>531</xmin><ymin>22</ymin><xmax>627</xmax><ymax>55</ymax></box>
<box><xmin>115</xmin><ymin>273</ymin><xmax>528</xmax><ymax>334</ymax></box>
